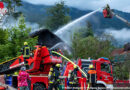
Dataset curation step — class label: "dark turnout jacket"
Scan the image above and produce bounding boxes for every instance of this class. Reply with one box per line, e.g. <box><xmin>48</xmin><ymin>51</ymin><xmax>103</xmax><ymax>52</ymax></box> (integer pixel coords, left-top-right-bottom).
<box><xmin>87</xmin><ymin>69</ymin><xmax>97</xmax><ymax>83</ymax></box>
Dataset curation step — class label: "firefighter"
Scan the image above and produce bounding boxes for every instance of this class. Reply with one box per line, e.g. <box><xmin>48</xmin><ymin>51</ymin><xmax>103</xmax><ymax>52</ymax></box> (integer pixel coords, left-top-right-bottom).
<box><xmin>106</xmin><ymin>4</ymin><xmax>112</xmax><ymax>18</ymax></box>
<box><xmin>68</xmin><ymin>65</ymin><xmax>79</xmax><ymax>90</ymax></box>
<box><xmin>18</xmin><ymin>66</ymin><xmax>31</xmax><ymax>90</ymax></box>
<box><xmin>87</xmin><ymin>64</ymin><xmax>97</xmax><ymax>90</ymax></box>
<box><xmin>48</xmin><ymin>64</ymin><xmax>61</xmax><ymax>90</ymax></box>
<box><xmin>21</xmin><ymin>42</ymin><xmax>31</xmax><ymax>69</ymax></box>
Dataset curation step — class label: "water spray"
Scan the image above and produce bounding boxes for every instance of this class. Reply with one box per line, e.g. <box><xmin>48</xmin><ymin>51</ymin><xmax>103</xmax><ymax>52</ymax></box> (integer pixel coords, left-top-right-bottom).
<box><xmin>54</xmin><ymin>8</ymin><xmax>101</xmax><ymax>45</ymax></box>
<box><xmin>55</xmin><ymin>8</ymin><xmax>101</xmax><ymax>35</ymax></box>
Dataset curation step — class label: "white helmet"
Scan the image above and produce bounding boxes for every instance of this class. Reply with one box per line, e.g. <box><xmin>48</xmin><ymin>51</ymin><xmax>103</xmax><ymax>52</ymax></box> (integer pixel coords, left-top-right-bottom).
<box><xmin>21</xmin><ymin>66</ymin><xmax>26</xmax><ymax>71</ymax></box>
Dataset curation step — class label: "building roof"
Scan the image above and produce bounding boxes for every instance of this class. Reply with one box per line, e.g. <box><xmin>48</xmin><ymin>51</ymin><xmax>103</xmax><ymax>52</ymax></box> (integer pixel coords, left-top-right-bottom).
<box><xmin>111</xmin><ymin>48</ymin><xmax>124</xmax><ymax>56</ymax></box>
<box><xmin>30</xmin><ymin>29</ymin><xmax>63</xmax><ymax>48</ymax></box>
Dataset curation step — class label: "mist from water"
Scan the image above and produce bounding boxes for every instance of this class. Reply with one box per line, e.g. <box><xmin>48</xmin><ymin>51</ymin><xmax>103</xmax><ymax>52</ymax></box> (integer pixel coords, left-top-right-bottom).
<box><xmin>55</xmin><ymin>8</ymin><xmax>101</xmax><ymax>44</ymax></box>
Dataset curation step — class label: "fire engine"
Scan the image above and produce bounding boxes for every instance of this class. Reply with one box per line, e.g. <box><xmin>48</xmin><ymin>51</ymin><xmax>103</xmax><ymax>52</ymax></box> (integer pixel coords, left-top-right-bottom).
<box><xmin>64</xmin><ymin>57</ymin><xmax>113</xmax><ymax>90</ymax></box>
<box><xmin>0</xmin><ymin>45</ymin><xmax>62</xmax><ymax>89</ymax></box>
<box><xmin>0</xmin><ymin>52</ymin><xmax>114</xmax><ymax>90</ymax></box>
<box><xmin>0</xmin><ymin>29</ymin><xmax>63</xmax><ymax>90</ymax></box>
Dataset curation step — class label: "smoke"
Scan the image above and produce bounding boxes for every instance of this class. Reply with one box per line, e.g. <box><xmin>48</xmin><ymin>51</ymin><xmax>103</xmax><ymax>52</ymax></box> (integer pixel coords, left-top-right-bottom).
<box><xmin>1</xmin><ymin>15</ymin><xmax>40</xmax><ymax>32</ymax></box>
<box><xmin>25</xmin><ymin>22</ymin><xmax>41</xmax><ymax>32</ymax></box>
<box><xmin>105</xmin><ymin>28</ymin><xmax>130</xmax><ymax>44</ymax></box>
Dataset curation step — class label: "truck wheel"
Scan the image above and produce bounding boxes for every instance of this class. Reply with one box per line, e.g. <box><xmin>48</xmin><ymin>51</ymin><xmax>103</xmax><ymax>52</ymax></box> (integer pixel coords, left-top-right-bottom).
<box><xmin>33</xmin><ymin>83</ymin><xmax>46</xmax><ymax>90</ymax></box>
<box><xmin>97</xmin><ymin>84</ymin><xmax>106</xmax><ymax>90</ymax></box>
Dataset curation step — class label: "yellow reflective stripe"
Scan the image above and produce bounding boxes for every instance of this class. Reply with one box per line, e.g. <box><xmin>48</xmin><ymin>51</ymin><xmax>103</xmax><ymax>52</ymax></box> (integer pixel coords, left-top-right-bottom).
<box><xmin>69</xmin><ymin>82</ymin><xmax>73</xmax><ymax>84</ymax></box>
<box><xmin>0</xmin><ymin>56</ymin><xmax>20</xmax><ymax>65</ymax></box>
<box><xmin>49</xmin><ymin>72</ymin><xmax>52</xmax><ymax>76</ymax></box>
<box><xmin>87</xmin><ymin>83</ymin><xmax>90</xmax><ymax>90</ymax></box>
<box><xmin>23</xmin><ymin>47</ymin><xmax>30</xmax><ymax>57</ymax></box>
<box><xmin>49</xmin><ymin>81</ymin><xmax>53</xmax><ymax>83</ymax></box>
<box><xmin>68</xmin><ymin>73</ymin><xmax>71</xmax><ymax>78</ymax></box>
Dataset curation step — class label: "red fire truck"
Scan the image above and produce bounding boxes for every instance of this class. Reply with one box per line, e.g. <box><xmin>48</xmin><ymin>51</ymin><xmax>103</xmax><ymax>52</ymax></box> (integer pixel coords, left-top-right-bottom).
<box><xmin>64</xmin><ymin>57</ymin><xmax>113</xmax><ymax>90</ymax></box>
<box><xmin>0</xmin><ymin>29</ymin><xmax>63</xmax><ymax>89</ymax></box>
<box><xmin>0</xmin><ymin>47</ymin><xmax>114</xmax><ymax>90</ymax></box>
<box><xmin>0</xmin><ymin>45</ymin><xmax>62</xmax><ymax>90</ymax></box>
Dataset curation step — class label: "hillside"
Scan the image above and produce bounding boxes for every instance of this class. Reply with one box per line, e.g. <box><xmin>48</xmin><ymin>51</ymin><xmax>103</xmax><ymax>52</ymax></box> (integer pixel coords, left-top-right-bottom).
<box><xmin>17</xmin><ymin>2</ymin><xmax>130</xmax><ymax>30</ymax></box>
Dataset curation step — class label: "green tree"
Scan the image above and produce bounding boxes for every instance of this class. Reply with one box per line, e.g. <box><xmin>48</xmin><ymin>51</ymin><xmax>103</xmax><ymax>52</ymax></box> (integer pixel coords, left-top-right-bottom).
<box><xmin>46</xmin><ymin>1</ymin><xmax>71</xmax><ymax>31</ymax></box>
<box><xmin>0</xmin><ymin>28</ymin><xmax>8</xmax><ymax>44</ymax></box>
<box><xmin>86</xmin><ymin>22</ymin><xmax>94</xmax><ymax>37</ymax></box>
<box><xmin>8</xmin><ymin>15</ymin><xmax>37</xmax><ymax>56</ymax></box>
<box><xmin>72</xmin><ymin>33</ymin><xmax>114</xmax><ymax>60</ymax></box>
<box><xmin>0</xmin><ymin>28</ymin><xmax>11</xmax><ymax>62</ymax></box>
<box><xmin>113</xmin><ymin>53</ymin><xmax>130</xmax><ymax>80</ymax></box>
<box><xmin>72</xmin><ymin>22</ymin><xmax>94</xmax><ymax>38</ymax></box>
<box><xmin>0</xmin><ymin>15</ymin><xmax>37</xmax><ymax>62</ymax></box>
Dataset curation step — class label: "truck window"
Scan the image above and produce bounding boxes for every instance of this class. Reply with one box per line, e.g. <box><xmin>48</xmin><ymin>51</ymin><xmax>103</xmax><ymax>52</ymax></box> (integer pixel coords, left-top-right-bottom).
<box><xmin>82</xmin><ymin>61</ymin><xmax>92</xmax><ymax>75</ymax></box>
<box><xmin>101</xmin><ymin>63</ymin><xmax>111</xmax><ymax>73</ymax></box>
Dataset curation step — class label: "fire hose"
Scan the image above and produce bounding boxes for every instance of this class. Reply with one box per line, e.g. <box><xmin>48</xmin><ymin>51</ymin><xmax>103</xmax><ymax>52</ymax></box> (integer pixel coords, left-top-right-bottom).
<box><xmin>51</xmin><ymin>51</ymin><xmax>90</xmax><ymax>90</ymax></box>
<box><xmin>52</xmin><ymin>51</ymin><xmax>87</xmax><ymax>78</ymax></box>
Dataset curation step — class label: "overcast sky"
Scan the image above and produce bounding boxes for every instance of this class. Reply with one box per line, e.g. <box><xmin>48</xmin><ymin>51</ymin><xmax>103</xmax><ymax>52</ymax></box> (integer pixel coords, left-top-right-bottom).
<box><xmin>23</xmin><ymin>0</ymin><xmax>130</xmax><ymax>12</ymax></box>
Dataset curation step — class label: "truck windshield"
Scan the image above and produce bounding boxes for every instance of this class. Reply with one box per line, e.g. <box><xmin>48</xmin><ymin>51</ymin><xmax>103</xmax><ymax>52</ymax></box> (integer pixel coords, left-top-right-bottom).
<box><xmin>82</xmin><ymin>61</ymin><xmax>92</xmax><ymax>74</ymax></box>
<box><xmin>101</xmin><ymin>63</ymin><xmax>111</xmax><ymax>73</ymax></box>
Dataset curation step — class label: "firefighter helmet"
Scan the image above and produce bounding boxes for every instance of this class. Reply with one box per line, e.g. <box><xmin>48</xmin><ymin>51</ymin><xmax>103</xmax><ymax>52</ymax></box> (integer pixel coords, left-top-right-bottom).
<box><xmin>56</xmin><ymin>64</ymin><xmax>61</xmax><ymax>67</ymax></box>
<box><xmin>21</xmin><ymin>66</ymin><xmax>26</xmax><ymax>71</ymax></box>
<box><xmin>89</xmin><ymin>64</ymin><xmax>94</xmax><ymax>69</ymax></box>
<box><xmin>24</xmin><ymin>42</ymin><xmax>28</xmax><ymax>45</ymax></box>
<box><xmin>50</xmin><ymin>68</ymin><xmax>53</xmax><ymax>71</ymax></box>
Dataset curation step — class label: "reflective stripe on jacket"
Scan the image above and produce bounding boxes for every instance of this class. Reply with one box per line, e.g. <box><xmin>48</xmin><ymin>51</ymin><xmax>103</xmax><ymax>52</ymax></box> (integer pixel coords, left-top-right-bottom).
<box><xmin>23</xmin><ymin>45</ymin><xmax>30</xmax><ymax>57</ymax></box>
<box><xmin>48</xmin><ymin>67</ymin><xmax>60</xmax><ymax>84</ymax></box>
<box><xmin>68</xmin><ymin>70</ymin><xmax>78</xmax><ymax>84</ymax></box>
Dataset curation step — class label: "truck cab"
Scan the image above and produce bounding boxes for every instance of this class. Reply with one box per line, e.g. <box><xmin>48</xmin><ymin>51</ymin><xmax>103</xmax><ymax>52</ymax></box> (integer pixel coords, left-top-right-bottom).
<box><xmin>79</xmin><ymin>57</ymin><xmax>113</xmax><ymax>89</ymax></box>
